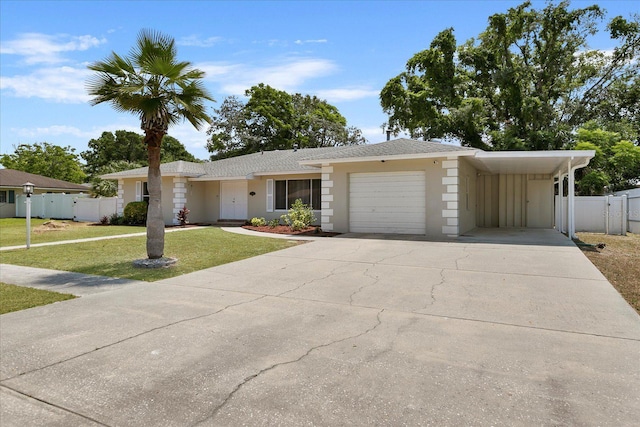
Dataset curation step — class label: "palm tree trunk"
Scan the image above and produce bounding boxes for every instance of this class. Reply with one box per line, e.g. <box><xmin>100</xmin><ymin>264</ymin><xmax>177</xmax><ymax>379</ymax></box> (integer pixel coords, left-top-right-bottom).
<box><xmin>146</xmin><ymin>134</ymin><xmax>165</xmax><ymax>259</ymax></box>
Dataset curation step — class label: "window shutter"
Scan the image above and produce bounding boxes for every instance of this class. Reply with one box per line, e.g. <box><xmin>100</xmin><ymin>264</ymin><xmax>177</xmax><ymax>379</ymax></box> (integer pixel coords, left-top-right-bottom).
<box><xmin>266</xmin><ymin>179</ymin><xmax>274</xmax><ymax>212</ymax></box>
<box><xmin>135</xmin><ymin>181</ymin><xmax>142</xmax><ymax>201</ymax></box>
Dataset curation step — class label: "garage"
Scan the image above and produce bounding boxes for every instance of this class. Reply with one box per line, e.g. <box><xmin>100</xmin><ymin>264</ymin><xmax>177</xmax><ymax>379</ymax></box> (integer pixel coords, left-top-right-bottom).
<box><xmin>349</xmin><ymin>171</ymin><xmax>426</xmax><ymax>234</ymax></box>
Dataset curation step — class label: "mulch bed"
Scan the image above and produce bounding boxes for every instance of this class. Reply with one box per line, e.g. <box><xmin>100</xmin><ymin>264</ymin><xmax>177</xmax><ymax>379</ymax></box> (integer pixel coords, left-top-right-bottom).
<box><xmin>242</xmin><ymin>225</ymin><xmax>340</xmax><ymax>237</ymax></box>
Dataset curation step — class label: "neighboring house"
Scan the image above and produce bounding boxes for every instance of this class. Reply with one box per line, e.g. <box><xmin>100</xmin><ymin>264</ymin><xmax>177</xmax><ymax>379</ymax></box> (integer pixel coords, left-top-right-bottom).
<box><xmin>103</xmin><ymin>138</ymin><xmax>594</xmax><ymax>238</ymax></box>
<box><xmin>0</xmin><ymin>169</ymin><xmax>88</xmax><ymax>218</ymax></box>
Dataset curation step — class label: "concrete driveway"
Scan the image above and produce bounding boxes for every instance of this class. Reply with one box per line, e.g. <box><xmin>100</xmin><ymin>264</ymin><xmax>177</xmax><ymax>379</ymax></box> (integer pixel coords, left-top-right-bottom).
<box><xmin>1</xmin><ymin>229</ymin><xmax>639</xmax><ymax>426</ymax></box>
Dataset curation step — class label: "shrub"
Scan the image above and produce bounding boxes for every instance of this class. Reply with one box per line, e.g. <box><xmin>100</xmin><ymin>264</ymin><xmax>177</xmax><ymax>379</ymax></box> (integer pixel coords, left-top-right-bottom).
<box><xmin>109</xmin><ymin>213</ymin><xmax>125</xmax><ymax>225</ymax></box>
<box><xmin>281</xmin><ymin>199</ymin><xmax>316</xmax><ymax>231</ymax></box>
<box><xmin>99</xmin><ymin>215</ymin><xmax>110</xmax><ymax>225</ymax></box>
<box><xmin>268</xmin><ymin>218</ymin><xmax>280</xmax><ymax>228</ymax></box>
<box><xmin>177</xmin><ymin>206</ymin><xmax>190</xmax><ymax>226</ymax></box>
<box><xmin>250</xmin><ymin>217</ymin><xmax>267</xmax><ymax>227</ymax></box>
<box><xmin>123</xmin><ymin>201</ymin><xmax>148</xmax><ymax>225</ymax></box>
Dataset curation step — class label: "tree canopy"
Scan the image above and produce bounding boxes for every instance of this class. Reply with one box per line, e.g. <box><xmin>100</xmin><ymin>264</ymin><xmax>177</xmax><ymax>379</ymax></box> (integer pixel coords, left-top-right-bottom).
<box><xmin>0</xmin><ymin>142</ymin><xmax>86</xmax><ymax>183</ymax></box>
<box><xmin>380</xmin><ymin>1</ymin><xmax>640</xmax><ymax>151</ymax></box>
<box><xmin>207</xmin><ymin>84</ymin><xmax>365</xmax><ymax>159</ymax></box>
<box><xmin>82</xmin><ymin>130</ymin><xmax>198</xmax><ymax>176</ymax></box>
<box><xmin>87</xmin><ymin>29</ymin><xmax>212</xmax><ymax>259</ymax></box>
<box><xmin>574</xmin><ymin>122</ymin><xmax>640</xmax><ymax>194</ymax></box>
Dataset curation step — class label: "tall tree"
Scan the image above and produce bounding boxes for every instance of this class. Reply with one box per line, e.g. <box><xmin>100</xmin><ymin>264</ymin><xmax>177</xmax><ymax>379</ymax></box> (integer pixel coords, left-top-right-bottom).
<box><xmin>574</xmin><ymin>122</ymin><xmax>640</xmax><ymax>194</ymax></box>
<box><xmin>381</xmin><ymin>1</ymin><xmax>639</xmax><ymax>150</ymax></box>
<box><xmin>207</xmin><ymin>84</ymin><xmax>365</xmax><ymax>159</ymax></box>
<box><xmin>87</xmin><ymin>29</ymin><xmax>212</xmax><ymax>260</ymax></box>
<box><xmin>82</xmin><ymin>130</ymin><xmax>198</xmax><ymax>176</ymax></box>
<box><xmin>0</xmin><ymin>142</ymin><xmax>86</xmax><ymax>183</ymax></box>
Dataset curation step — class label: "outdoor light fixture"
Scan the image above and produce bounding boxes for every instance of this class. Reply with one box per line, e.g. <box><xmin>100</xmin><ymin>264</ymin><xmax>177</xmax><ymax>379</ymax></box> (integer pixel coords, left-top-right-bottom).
<box><xmin>22</xmin><ymin>182</ymin><xmax>34</xmax><ymax>196</ymax></box>
<box><xmin>23</xmin><ymin>182</ymin><xmax>34</xmax><ymax>249</ymax></box>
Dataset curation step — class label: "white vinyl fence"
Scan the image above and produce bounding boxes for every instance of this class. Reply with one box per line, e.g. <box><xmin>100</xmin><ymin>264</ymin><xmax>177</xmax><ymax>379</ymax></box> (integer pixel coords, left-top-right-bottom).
<box><xmin>627</xmin><ymin>195</ymin><xmax>640</xmax><ymax>234</ymax></box>
<box><xmin>15</xmin><ymin>194</ymin><xmax>117</xmax><ymax>223</ymax></box>
<box><xmin>556</xmin><ymin>195</ymin><xmax>634</xmax><ymax>235</ymax></box>
<box><xmin>73</xmin><ymin>197</ymin><xmax>118</xmax><ymax>222</ymax></box>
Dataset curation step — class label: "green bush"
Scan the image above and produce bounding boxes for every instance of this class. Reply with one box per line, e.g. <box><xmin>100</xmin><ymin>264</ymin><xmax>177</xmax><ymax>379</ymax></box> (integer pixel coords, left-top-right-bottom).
<box><xmin>268</xmin><ymin>218</ymin><xmax>280</xmax><ymax>228</ymax></box>
<box><xmin>250</xmin><ymin>217</ymin><xmax>267</xmax><ymax>226</ymax></box>
<box><xmin>123</xmin><ymin>201</ymin><xmax>148</xmax><ymax>225</ymax></box>
<box><xmin>281</xmin><ymin>199</ymin><xmax>316</xmax><ymax>231</ymax></box>
<box><xmin>109</xmin><ymin>213</ymin><xmax>125</xmax><ymax>225</ymax></box>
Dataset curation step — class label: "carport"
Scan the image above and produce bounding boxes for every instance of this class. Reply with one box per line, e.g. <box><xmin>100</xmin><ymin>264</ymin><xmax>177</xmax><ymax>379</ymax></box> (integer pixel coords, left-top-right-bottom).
<box><xmin>467</xmin><ymin>150</ymin><xmax>594</xmax><ymax>239</ymax></box>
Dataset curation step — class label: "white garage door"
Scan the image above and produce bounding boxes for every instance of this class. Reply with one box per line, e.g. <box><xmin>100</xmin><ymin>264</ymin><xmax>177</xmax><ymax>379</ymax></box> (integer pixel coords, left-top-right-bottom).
<box><xmin>349</xmin><ymin>171</ymin><xmax>426</xmax><ymax>234</ymax></box>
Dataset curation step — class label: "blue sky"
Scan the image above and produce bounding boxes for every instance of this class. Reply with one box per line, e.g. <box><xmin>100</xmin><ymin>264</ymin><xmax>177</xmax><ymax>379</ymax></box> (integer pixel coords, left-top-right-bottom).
<box><xmin>1</xmin><ymin>0</ymin><xmax>637</xmax><ymax>162</ymax></box>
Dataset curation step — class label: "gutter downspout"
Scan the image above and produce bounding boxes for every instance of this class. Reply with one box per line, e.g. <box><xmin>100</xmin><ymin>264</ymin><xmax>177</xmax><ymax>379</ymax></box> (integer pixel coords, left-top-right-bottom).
<box><xmin>567</xmin><ymin>156</ymin><xmax>593</xmax><ymax>240</ymax></box>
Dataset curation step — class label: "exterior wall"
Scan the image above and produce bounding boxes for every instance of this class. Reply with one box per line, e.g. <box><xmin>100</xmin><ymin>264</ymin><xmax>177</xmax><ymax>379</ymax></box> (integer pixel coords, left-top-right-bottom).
<box><xmin>119</xmin><ymin>177</ymin><xmax>184</xmax><ymax>225</ymax></box>
<box><xmin>457</xmin><ymin>158</ymin><xmax>478</xmax><ymax>235</ymax></box>
<box><xmin>326</xmin><ymin>158</ymin><xmax>447</xmax><ymax>236</ymax></box>
<box><xmin>247</xmin><ymin>174</ymin><xmax>322</xmax><ymax>224</ymax></box>
<box><xmin>476</xmin><ymin>175</ymin><xmax>499</xmax><ymax>227</ymax></box>
<box><xmin>182</xmin><ymin>181</ymin><xmax>208</xmax><ymax>224</ymax></box>
<box><xmin>477</xmin><ymin>174</ymin><xmax>552</xmax><ymax>228</ymax></box>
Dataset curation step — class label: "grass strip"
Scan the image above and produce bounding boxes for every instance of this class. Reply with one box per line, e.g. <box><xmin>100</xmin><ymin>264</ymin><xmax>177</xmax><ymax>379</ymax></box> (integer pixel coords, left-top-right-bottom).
<box><xmin>577</xmin><ymin>232</ymin><xmax>640</xmax><ymax>315</ymax></box>
<box><xmin>0</xmin><ymin>283</ymin><xmax>76</xmax><ymax>314</ymax></box>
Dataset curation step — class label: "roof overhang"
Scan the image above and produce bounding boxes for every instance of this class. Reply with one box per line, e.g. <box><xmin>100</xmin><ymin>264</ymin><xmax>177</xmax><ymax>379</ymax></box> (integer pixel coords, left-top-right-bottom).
<box><xmin>299</xmin><ymin>150</ymin><xmax>477</xmax><ymax>167</ymax></box>
<box><xmin>467</xmin><ymin>150</ymin><xmax>595</xmax><ymax>176</ymax></box>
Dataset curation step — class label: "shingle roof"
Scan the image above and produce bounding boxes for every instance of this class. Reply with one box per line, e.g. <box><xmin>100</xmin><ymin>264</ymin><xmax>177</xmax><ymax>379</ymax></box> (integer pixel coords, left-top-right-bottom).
<box><xmin>101</xmin><ymin>161</ymin><xmax>208</xmax><ymax>179</ymax></box>
<box><xmin>101</xmin><ymin>139</ymin><xmax>478</xmax><ymax>179</ymax></box>
<box><xmin>0</xmin><ymin>169</ymin><xmax>88</xmax><ymax>191</ymax></box>
<box><xmin>199</xmin><ymin>146</ymin><xmax>340</xmax><ymax>178</ymax></box>
<box><xmin>299</xmin><ymin>138</ymin><xmax>478</xmax><ymax>162</ymax></box>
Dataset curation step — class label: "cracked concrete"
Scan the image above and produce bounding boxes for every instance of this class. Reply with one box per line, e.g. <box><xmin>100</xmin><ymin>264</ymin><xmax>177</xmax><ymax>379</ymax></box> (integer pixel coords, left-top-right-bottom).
<box><xmin>1</xmin><ymin>229</ymin><xmax>640</xmax><ymax>426</ymax></box>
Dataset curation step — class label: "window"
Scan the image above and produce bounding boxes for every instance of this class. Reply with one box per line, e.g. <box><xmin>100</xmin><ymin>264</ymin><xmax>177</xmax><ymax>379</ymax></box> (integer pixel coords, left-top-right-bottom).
<box><xmin>142</xmin><ymin>182</ymin><xmax>150</xmax><ymax>202</ymax></box>
<box><xmin>0</xmin><ymin>191</ymin><xmax>6</xmax><ymax>203</ymax></box>
<box><xmin>136</xmin><ymin>181</ymin><xmax>150</xmax><ymax>202</ymax></box>
<box><xmin>271</xmin><ymin>179</ymin><xmax>321</xmax><ymax>210</ymax></box>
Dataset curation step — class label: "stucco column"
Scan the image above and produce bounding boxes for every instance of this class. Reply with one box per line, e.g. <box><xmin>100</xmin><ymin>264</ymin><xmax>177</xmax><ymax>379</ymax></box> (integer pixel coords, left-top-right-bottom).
<box><xmin>172</xmin><ymin>177</ymin><xmax>188</xmax><ymax>225</ymax></box>
<box><xmin>441</xmin><ymin>157</ymin><xmax>459</xmax><ymax>237</ymax></box>
<box><xmin>117</xmin><ymin>179</ymin><xmax>124</xmax><ymax>215</ymax></box>
<box><xmin>320</xmin><ymin>164</ymin><xmax>334</xmax><ymax>231</ymax></box>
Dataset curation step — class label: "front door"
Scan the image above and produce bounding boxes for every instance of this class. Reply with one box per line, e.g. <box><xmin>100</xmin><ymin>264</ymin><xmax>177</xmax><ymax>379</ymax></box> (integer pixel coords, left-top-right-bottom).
<box><xmin>220</xmin><ymin>181</ymin><xmax>248</xmax><ymax>220</ymax></box>
<box><xmin>527</xmin><ymin>179</ymin><xmax>553</xmax><ymax>228</ymax></box>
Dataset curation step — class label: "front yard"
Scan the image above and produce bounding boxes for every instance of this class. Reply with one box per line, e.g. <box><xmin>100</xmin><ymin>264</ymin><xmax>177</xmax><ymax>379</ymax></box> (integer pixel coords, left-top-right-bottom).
<box><xmin>576</xmin><ymin>232</ymin><xmax>640</xmax><ymax>315</ymax></box>
<box><xmin>0</xmin><ymin>218</ymin><xmax>142</xmax><ymax>247</ymax></box>
<box><xmin>0</xmin><ymin>227</ymin><xmax>299</xmax><ymax>282</ymax></box>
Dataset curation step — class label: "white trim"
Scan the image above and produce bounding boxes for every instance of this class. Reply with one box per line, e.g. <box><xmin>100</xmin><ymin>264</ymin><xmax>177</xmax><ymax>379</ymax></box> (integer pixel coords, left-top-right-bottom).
<box><xmin>135</xmin><ymin>181</ymin><xmax>141</xmax><ymax>202</ymax></box>
<box><xmin>266</xmin><ymin>179</ymin><xmax>274</xmax><ymax>212</ymax></box>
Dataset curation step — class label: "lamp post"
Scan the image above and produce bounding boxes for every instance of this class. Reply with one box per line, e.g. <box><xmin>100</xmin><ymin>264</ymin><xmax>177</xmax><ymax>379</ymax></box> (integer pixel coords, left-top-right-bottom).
<box><xmin>23</xmin><ymin>182</ymin><xmax>34</xmax><ymax>249</ymax></box>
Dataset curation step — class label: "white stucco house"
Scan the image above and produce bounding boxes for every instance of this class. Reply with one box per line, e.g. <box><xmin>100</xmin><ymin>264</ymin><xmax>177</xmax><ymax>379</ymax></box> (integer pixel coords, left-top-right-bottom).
<box><xmin>102</xmin><ymin>138</ymin><xmax>594</xmax><ymax>239</ymax></box>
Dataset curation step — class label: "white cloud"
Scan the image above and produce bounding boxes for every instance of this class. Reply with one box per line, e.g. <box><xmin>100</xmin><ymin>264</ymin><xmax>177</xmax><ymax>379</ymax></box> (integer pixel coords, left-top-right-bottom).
<box><xmin>0</xmin><ymin>33</ymin><xmax>106</xmax><ymax>64</ymax></box>
<box><xmin>315</xmin><ymin>87</ymin><xmax>379</xmax><ymax>102</ymax></box>
<box><xmin>168</xmin><ymin>123</ymin><xmax>210</xmax><ymax>153</ymax></box>
<box><xmin>294</xmin><ymin>39</ymin><xmax>328</xmax><ymax>45</ymax></box>
<box><xmin>199</xmin><ymin>57</ymin><xmax>338</xmax><ymax>95</ymax></box>
<box><xmin>177</xmin><ymin>35</ymin><xmax>223</xmax><ymax>47</ymax></box>
<box><xmin>11</xmin><ymin>125</ymin><xmax>96</xmax><ymax>140</ymax></box>
<box><xmin>1</xmin><ymin>66</ymin><xmax>92</xmax><ymax>103</ymax></box>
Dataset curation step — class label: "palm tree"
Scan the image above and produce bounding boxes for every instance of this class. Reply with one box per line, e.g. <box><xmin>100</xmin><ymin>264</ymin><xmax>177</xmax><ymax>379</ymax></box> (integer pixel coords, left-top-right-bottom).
<box><xmin>87</xmin><ymin>29</ymin><xmax>213</xmax><ymax>259</ymax></box>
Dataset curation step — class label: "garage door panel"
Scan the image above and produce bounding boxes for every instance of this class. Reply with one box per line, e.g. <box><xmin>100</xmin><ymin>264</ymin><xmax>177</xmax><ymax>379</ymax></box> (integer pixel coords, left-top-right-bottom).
<box><xmin>349</xmin><ymin>171</ymin><xmax>426</xmax><ymax>234</ymax></box>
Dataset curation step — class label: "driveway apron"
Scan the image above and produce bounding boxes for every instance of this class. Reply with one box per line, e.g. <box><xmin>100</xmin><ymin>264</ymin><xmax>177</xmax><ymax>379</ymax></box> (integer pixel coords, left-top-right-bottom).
<box><xmin>1</xmin><ymin>229</ymin><xmax>639</xmax><ymax>426</ymax></box>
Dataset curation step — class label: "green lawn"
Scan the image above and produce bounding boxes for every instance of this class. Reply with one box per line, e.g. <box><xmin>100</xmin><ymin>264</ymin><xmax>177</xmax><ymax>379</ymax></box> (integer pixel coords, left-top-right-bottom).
<box><xmin>0</xmin><ymin>227</ymin><xmax>299</xmax><ymax>282</ymax></box>
<box><xmin>0</xmin><ymin>218</ymin><xmax>143</xmax><ymax>247</ymax></box>
<box><xmin>0</xmin><ymin>282</ymin><xmax>76</xmax><ymax>314</ymax></box>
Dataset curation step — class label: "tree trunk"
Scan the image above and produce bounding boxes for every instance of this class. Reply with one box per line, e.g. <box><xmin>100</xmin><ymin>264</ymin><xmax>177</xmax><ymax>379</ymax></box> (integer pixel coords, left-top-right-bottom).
<box><xmin>145</xmin><ymin>133</ymin><xmax>165</xmax><ymax>259</ymax></box>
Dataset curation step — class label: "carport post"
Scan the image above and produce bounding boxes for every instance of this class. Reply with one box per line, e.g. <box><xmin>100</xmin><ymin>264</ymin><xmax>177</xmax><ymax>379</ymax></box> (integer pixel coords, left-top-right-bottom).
<box><xmin>567</xmin><ymin>159</ymin><xmax>575</xmax><ymax>239</ymax></box>
<box><xmin>557</xmin><ymin>172</ymin><xmax>564</xmax><ymax>234</ymax></box>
